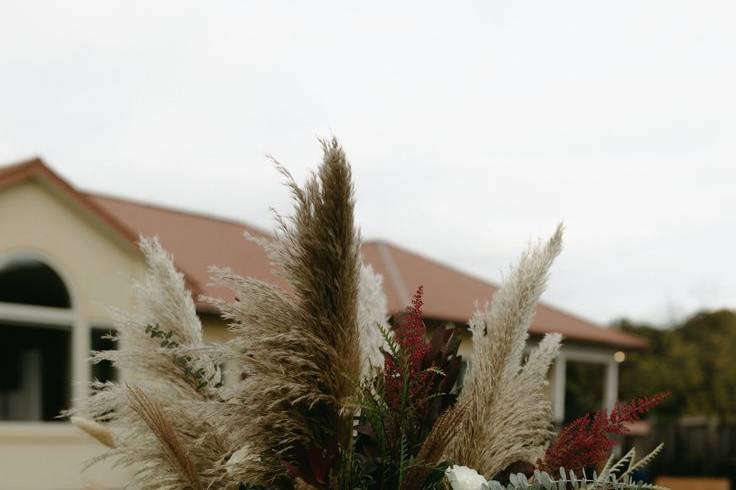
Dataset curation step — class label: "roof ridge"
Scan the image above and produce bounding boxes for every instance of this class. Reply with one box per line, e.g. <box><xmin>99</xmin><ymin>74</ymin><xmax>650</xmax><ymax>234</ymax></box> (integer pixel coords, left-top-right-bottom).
<box><xmin>0</xmin><ymin>157</ymin><xmax>44</xmax><ymax>174</ymax></box>
<box><xmin>365</xmin><ymin>238</ymin><xmax>502</xmax><ymax>291</ymax></box>
<box><xmin>374</xmin><ymin>241</ymin><xmax>411</xmax><ymax>306</ymax></box>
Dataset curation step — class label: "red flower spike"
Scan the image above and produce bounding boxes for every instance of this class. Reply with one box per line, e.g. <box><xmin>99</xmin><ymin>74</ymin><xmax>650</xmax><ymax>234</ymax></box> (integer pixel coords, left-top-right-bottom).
<box><xmin>539</xmin><ymin>392</ymin><xmax>670</xmax><ymax>474</ymax></box>
<box><xmin>383</xmin><ymin>287</ymin><xmax>432</xmax><ymax>409</ymax></box>
<box><xmin>396</xmin><ymin>286</ymin><xmax>430</xmax><ymax>371</ymax></box>
<box><xmin>358</xmin><ymin>287</ymin><xmax>464</xmax><ymax>485</ymax></box>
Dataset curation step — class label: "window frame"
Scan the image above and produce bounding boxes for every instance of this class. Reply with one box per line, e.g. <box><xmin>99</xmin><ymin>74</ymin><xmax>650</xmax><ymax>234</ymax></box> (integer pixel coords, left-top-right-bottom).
<box><xmin>0</xmin><ymin>250</ymin><xmax>88</xmax><ymax>427</ymax></box>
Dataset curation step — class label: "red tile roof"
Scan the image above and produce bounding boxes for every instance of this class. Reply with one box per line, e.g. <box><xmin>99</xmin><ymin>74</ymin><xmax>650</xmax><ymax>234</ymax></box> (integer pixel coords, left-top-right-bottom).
<box><xmin>361</xmin><ymin>241</ymin><xmax>646</xmax><ymax>348</ymax></box>
<box><xmin>0</xmin><ymin>158</ymin><xmax>646</xmax><ymax>349</ymax></box>
<box><xmin>87</xmin><ymin>193</ymin><xmax>286</xmax><ymax>301</ymax></box>
<box><xmin>88</xmin><ymin>197</ymin><xmax>646</xmax><ymax>350</ymax></box>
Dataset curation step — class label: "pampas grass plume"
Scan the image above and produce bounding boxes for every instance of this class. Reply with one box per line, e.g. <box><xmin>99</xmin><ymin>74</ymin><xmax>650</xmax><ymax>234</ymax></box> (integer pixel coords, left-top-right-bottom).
<box><xmin>71</xmin><ymin>416</ymin><xmax>116</xmax><ymax>449</ymax></box>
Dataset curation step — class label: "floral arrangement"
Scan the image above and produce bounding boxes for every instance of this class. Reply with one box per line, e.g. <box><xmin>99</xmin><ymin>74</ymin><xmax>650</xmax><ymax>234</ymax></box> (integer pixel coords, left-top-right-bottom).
<box><xmin>70</xmin><ymin>140</ymin><xmax>668</xmax><ymax>489</ymax></box>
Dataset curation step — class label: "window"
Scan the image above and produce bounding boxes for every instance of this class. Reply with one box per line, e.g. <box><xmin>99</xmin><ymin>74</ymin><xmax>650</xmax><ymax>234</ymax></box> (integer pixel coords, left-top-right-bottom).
<box><xmin>0</xmin><ymin>258</ymin><xmax>71</xmax><ymax>308</ymax></box>
<box><xmin>91</xmin><ymin>327</ymin><xmax>117</xmax><ymax>384</ymax></box>
<box><xmin>0</xmin><ymin>257</ymin><xmax>72</xmax><ymax>422</ymax></box>
<box><xmin>0</xmin><ymin>324</ymin><xmax>70</xmax><ymax>421</ymax></box>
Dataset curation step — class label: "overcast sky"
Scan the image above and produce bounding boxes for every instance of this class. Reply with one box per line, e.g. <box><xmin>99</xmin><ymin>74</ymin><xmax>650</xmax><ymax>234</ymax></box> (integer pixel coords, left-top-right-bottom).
<box><xmin>1</xmin><ymin>1</ymin><xmax>734</xmax><ymax>326</ymax></box>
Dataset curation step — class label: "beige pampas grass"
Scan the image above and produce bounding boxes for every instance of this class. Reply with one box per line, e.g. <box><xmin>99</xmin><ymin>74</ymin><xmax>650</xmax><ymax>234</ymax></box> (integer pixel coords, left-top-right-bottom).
<box><xmin>78</xmin><ymin>237</ymin><xmax>235</xmax><ymax>489</ymax></box>
<box><xmin>357</xmin><ymin>262</ymin><xmax>391</xmax><ymax>379</ymax></box>
<box><xmin>92</xmin><ymin>236</ymin><xmax>222</xmax><ymax>400</ymax></box>
<box><xmin>71</xmin><ymin>416</ymin><xmax>116</xmax><ymax>448</ymax></box>
<box><xmin>205</xmin><ymin>138</ymin><xmax>363</xmax><ymax>486</ymax></box>
<box><xmin>445</xmin><ymin>225</ymin><xmax>564</xmax><ymax>479</ymax></box>
<box><xmin>127</xmin><ymin>386</ymin><xmax>203</xmax><ymax>490</ymax></box>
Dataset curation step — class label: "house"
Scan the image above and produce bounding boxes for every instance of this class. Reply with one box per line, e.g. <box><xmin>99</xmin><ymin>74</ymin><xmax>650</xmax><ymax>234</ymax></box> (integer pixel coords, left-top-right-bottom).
<box><xmin>0</xmin><ymin>158</ymin><xmax>645</xmax><ymax>489</ymax></box>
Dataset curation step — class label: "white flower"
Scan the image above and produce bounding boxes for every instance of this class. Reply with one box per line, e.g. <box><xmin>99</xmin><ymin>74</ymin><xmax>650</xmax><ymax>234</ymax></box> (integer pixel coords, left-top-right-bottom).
<box><xmin>445</xmin><ymin>465</ymin><xmax>488</xmax><ymax>490</ymax></box>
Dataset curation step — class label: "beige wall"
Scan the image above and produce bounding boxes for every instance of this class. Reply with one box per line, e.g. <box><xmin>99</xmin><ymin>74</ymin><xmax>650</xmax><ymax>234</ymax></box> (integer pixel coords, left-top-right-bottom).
<box><xmin>0</xmin><ymin>179</ymin><xmax>145</xmax><ymax>321</ymax></box>
<box><xmin>0</xmin><ymin>424</ymin><xmax>128</xmax><ymax>489</ymax></box>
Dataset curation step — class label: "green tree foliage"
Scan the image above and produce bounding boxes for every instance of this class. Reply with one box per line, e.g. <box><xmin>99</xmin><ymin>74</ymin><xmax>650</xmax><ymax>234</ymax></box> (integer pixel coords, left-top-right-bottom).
<box><xmin>616</xmin><ymin>309</ymin><xmax>736</xmax><ymax>421</ymax></box>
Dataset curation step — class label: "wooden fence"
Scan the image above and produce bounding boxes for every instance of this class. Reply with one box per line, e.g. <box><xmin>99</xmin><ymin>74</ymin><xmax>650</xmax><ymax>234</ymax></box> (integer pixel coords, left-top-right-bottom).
<box><xmin>631</xmin><ymin>418</ymin><xmax>736</xmax><ymax>486</ymax></box>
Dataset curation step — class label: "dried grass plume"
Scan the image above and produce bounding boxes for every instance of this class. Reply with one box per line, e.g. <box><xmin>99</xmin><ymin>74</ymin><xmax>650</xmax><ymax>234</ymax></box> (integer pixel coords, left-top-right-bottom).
<box><xmin>445</xmin><ymin>224</ymin><xmax>564</xmax><ymax>479</ymax></box>
<box><xmin>70</xmin><ymin>416</ymin><xmax>116</xmax><ymax>449</ymax></box>
<box><xmin>205</xmin><ymin>138</ymin><xmax>363</xmax><ymax>485</ymax></box>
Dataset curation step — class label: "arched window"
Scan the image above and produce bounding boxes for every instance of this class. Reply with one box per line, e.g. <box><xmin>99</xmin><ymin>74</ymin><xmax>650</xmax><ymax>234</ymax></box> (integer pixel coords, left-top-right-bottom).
<box><xmin>0</xmin><ymin>258</ymin><xmax>71</xmax><ymax>308</ymax></box>
<box><xmin>0</xmin><ymin>256</ymin><xmax>72</xmax><ymax>422</ymax></box>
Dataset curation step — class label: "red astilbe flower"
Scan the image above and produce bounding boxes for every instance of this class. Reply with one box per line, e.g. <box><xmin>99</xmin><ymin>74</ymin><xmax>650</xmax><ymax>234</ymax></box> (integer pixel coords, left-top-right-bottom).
<box><xmin>539</xmin><ymin>392</ymin><xmax>670</xmax><ymax>474</ymax></box>
<box><xmin>383</xmin><ymin>286</ymin><xmax>432</xmax><ymax>409</ymax></box>
<box><xmin>357</xmin><ymin>286</ymin><xmax>464</xmax><ymax>488</ymax></box>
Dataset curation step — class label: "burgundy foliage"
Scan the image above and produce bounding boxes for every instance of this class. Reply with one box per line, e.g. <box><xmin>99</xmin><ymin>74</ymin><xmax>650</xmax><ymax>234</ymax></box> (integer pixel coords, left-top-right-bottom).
<box><xmin>355</xmin><ymin>286</ymin><xmax>463</xmax><ymax>489</ymax></box>
<box><xmin>383</xmin><ymin>286</ymin><xmax>432</xmax><ymax>409</ymax></box>
<box><xmin>539</xmin><ymin>392</ymin><xmax>670</xmax><ymax>474</ymax></box>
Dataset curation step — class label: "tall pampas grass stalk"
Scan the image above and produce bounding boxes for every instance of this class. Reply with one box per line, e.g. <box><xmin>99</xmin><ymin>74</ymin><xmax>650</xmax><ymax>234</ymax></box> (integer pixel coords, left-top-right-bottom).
<box><xmin>204</xmin><ymin>138</ymin><xmax>363</xmax><ymax>487</ymax></box>
<box><xmin>445</xmin><ymin>225</ymin><xmax>564</xmax><ymax>478</ymax></box>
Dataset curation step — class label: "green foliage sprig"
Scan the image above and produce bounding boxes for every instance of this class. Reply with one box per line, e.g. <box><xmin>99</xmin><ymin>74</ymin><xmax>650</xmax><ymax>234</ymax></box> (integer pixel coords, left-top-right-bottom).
<box><xmin>487</xmin><ymin>444</ymin><xmax>667</xmax><ymax>490</ymax></box>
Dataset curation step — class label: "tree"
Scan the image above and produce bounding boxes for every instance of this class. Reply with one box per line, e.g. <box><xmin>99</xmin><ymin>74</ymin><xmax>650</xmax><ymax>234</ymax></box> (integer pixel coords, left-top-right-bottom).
<box><xmin>615</xmin><ymin>309</ymin><xmax>736</xmax><ymax>422</ymax></box>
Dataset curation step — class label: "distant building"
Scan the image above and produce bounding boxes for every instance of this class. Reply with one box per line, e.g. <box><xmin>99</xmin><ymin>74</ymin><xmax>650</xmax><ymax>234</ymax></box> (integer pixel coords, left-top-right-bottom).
<box><xmin>0</xmin><ymin>158</ymin><xmax>645</xmax><ymax>489</ymax></box>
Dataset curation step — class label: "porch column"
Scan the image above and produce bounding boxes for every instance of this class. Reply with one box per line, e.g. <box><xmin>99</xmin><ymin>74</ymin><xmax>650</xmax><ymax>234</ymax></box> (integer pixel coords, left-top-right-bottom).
<box><xmin>72</xmin><ymin>316</ymin><xmax>91</xmax><ymax>413</ymax></box>
<box><xmin>552</xmin><ymin>354</ymin><xmax>566</xmax><ymax>423</ymax></box>
<box><xmin>604</xmin><ymin>358</ymin><xmax>619</xmax><ymax>412</ymax></box>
